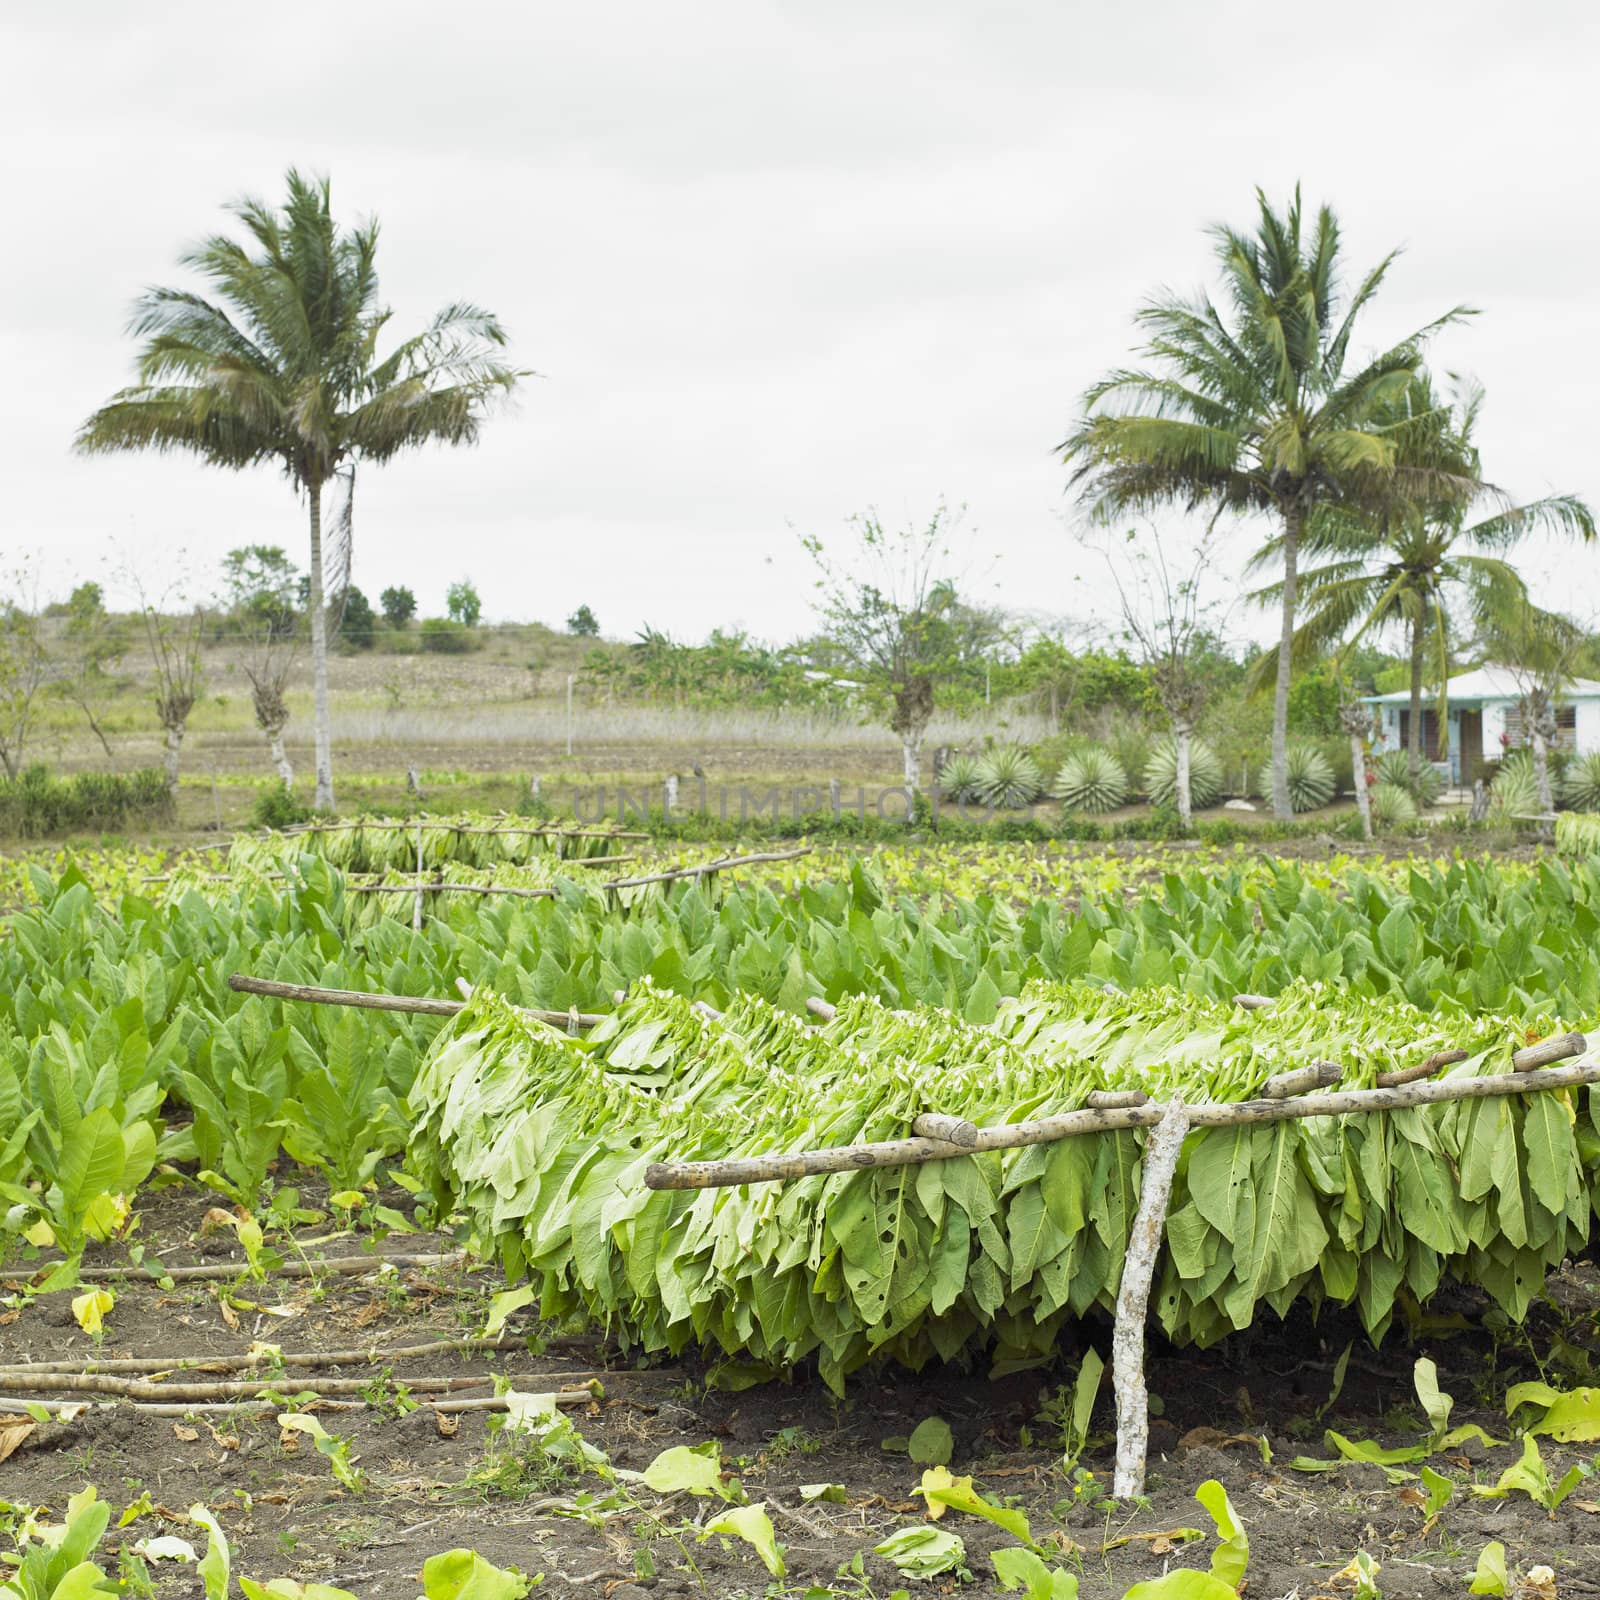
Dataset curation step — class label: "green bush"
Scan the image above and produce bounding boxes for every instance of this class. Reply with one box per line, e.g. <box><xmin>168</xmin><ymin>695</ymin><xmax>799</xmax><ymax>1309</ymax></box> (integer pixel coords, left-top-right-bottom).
<box><xmin>420</xmin><ymin>617</ymin><xmax>476</xmax><ymax>654</ymax></box>
<box><xmin>0</xmin><ymin>766</ymin><xmax>172</xmax><ymax>838</ymax></box>
<box><xmin>251</xmin><ymin>781</ymin><xmax>312</xmax><ymax>829</ymax></box>
<box><xmin>1371</xmin><ymin>780</ymin><xmax>1419</xmax><ymax>830</ymax></box>
<box><xmin>937</xmin><ymin>753</ymin><xmax>983</xmax><ymax>805</ymax></box>
<box><xmin>1374</xmin><ymin>749</ymin><xmax>1443</xmax><ymax>808</ymax></box>
<box><xmin>1283</xmin><ymin>743</ymin><xmax>1337</xmax><ymax>813</ymax></box>
<box><xmin>1563</xmin><ymin>752</ymin><xmax>1600</xmax><ymax>812</ymax></box>
<box><xmin>974</xmin><ymin>746</ymin><xmax>1044</xmax><ymax>808</ymax></box>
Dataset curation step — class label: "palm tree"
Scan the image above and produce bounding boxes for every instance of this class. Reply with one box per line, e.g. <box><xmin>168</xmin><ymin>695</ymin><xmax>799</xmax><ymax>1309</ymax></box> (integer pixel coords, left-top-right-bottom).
<box><xmin>77</xmin><ymin>170</ymin><xmax>522</xmax><ymax>809</ymax></box>
<box><xmin>1060</xmin><ymin>186</ymin><xmax>1472</xmax><ymax>818</ymax></box>
<box><xmin>1267</xmin><ymin>378</ymin><xmax>1594</xmax><ymax>784</ymax></box>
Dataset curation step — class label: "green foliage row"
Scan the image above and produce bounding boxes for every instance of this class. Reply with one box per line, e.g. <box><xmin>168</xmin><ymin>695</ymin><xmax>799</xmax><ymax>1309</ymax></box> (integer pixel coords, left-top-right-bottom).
<box><xmin>0</xmin><ymin>766</ymin><xmax>171</xmax><ymax>839</ymax></box>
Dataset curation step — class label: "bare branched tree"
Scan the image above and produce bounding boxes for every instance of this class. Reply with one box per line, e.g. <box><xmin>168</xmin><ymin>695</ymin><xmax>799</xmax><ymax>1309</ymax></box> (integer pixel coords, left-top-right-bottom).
<box><xmin>129</xmin><ymin>575</ymin><xmax>206</xmax><ymax>795</ymax></box>
<box><xmin>239</xmin><ymin>617</ymin><xmax>302</xmax><ymax>784</ymax></box>
<box><xmin>804</xmin><ymin>503</ymin><xmax>1000</xmax><ymax>796</ymax></box>
<box><xmin>0</xmin><ymin>579</ymin><xmax>50</xmax><ymax>779</ymax></box>
<box><xmin>1093</xmin><ymin>526</ymin><xmax>1228</xmax><ymax>831</ymax></box>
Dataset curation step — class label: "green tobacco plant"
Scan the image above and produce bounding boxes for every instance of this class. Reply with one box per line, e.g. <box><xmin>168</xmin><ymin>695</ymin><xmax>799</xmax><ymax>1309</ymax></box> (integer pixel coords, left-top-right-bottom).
<box><xmin>0</xmin><ymin>1487</ymin><xmax>117</xmax><ymax>1600</ymax></box>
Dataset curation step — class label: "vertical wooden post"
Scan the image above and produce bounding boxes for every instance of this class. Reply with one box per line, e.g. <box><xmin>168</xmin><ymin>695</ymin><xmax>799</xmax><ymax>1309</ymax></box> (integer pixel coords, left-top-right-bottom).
<box><xmin>1112</xmin><ymin>1099</ymin><xmax>1190</xmax><ymax>1499</ymax></box>
<box><xmin>413</xmin><ymin>816</ymin><xmax>424</xmax><ymax>933</ymax></box>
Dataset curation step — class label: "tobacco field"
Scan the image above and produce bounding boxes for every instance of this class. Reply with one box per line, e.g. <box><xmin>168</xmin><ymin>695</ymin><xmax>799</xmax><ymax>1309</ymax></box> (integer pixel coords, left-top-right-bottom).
<box><xmin>5</xmin><ymin>832</ymin><xmax>1600</xmax><ymax>1597</ymax></box>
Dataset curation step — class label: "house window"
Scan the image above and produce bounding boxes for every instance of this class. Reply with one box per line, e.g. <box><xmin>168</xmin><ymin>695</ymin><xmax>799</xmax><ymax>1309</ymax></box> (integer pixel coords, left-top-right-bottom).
<box><xmin>1397</xmin><ymin>709</ymin><xmax>1446</xmax><ymax>760</ymax></box>
<box><xmin>1501</xmin><ymin>703</ymin><xmax>1579</xmax><ymax>752</ymax></box>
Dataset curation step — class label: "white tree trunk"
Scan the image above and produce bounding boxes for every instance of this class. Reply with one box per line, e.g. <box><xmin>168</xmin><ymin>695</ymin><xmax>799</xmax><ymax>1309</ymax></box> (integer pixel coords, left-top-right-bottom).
<box><xmin>1173</xmin><ymin>723</ymin><xmax>1194</xmax><ymax>831</ymax></box>
<box><xmin>163</xmin><ymin>724</ymin><xmax>184</xmax><ymax>796</ymax></box>
<box><xmin>1269</xmin><ymin>506</ymin><xmax>1301</xmax><ymax>821</ymax></box>
<box><xmin>1531</xmin><ymin>728</ymin><xmax>1554</xmax><ymax>824</ymax></box>
<box><xmin>269</xmin><ymin>728</ymin><xmax>294</xmax><ymax>786</ymax></box>
<box><xmin>1112</xmin><ymin>1099</ymin><xmax>1191</xmax><ymax>1499</ymax></box>
<box><xmin>901</xmin><ymin>728</ymin><xmax>923</xmax><ymax>795</ymax></box>
<box><xmin>1351</xmin><ymin>733</ymin><xmax>1372</xmax><ymax>841</ymax></box>
<box><xmin>307</xmin><ymin>481</ymin><xmax>334</xmax><ymax>812</ymax></box>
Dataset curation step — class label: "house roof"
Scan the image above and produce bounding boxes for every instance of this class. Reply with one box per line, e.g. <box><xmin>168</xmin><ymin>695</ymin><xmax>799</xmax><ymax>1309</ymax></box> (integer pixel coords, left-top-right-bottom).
<box><xmin>1364</xmin><ymin>664</ymin><xmax>1600</xmax><ymax>705</ymax></box>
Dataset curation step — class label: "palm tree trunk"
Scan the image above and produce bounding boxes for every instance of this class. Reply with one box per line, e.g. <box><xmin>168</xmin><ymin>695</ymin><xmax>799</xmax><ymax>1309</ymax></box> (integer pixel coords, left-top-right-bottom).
<box><xmin>1174</xmin><ymin>721</ymin><xmax>1194</xmax><ymax>831</ymax></box>
<box><xmin>1270</xmin><ymin>505</ymin><xmax>1301</xmax><ymax>820</ymax></box>
<box><xmin>1407</xmin><ymin>616</ymin><xmax>1426</xmax><ymax>786</ymax></box>
<box><xmin>307</xmin><ymin>479</ymin><xmax>334</xmax><ymax>811</ymax></box>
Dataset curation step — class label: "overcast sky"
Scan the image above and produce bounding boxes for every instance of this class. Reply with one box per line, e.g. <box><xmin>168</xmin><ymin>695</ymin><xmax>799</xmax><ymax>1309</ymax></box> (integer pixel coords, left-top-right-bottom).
<box><xmin>5</xmin><ymin>0</ymin><xmax>1599</xmax><ymax>648</ymax></box>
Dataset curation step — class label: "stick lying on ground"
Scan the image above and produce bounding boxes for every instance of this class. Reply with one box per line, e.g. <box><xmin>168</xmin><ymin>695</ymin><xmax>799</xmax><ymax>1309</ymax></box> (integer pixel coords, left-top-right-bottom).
<box><xmin>0</xmin><ymin>1389</ymin><xmax>599</xmax><ymax>1419</ymax></box>
<box><xmin>58</xmin><ymin>1250</ymin><xmax>472</xmax><ymax>1285</ymax></box>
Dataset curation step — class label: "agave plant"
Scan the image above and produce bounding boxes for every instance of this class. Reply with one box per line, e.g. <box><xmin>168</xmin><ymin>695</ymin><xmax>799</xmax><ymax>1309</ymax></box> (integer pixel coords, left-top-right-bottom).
<box><xmin>1052</xmin><ymin>747</ymin><xmax>1128</xmax><ymax>814</ymax></box>
<box><xmin>1563</xmin><ymin>752</ymin><xmax>1600</xmax><ymax>813</ymax></box>
<box><xmin>1371</xmin><ymin>781</ymin><xmax>1420</xmax><ymax>830</ymax></box>
<box><xmin>1284</xmin><ymin>744</ymin><xmax>1336</xmax><ymax>814</ymax></box>
<box><xmin>1374</xmin><ymin>750</ymin><xmax>1443</xmax><ymax>809</ymax></box>
<box><xmin>975</xmin><ymin>747</ymin><xmax>1044</xmax><ymax>809</ymax></box>
<box><xmin>937</xmin><ymin>754</ymin><xmax>984</xmax><ymax>806</ymax></box>
<box><xmin>1489</xmin><ymin>752</ymin><xmax>1541</xmax><ymax>820</ymax></box>
<box><xmin>1144</xmin><ymin>738</ymin><xmax>1223</xmax><ymax>810</ymax></box>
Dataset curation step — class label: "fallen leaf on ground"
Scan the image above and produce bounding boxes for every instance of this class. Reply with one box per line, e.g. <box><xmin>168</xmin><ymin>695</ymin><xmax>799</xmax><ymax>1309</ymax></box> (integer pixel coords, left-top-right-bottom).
<box><xmin>0</xmin><ymin>1310</ymin><xmax>19</xmax><ymax>1326</ymax></box>
<box><xmin>435</xmin><ymin>1411</ymin><xmax>459</xmax><ymax>1438</ymax></box>
<box><xmin>172</xmin><ymin>1424</ymin><xmax>199</xmax><ymax>1443</ymax></box>
<box><xmin>0</xmin><ymin>1416</ymin><xmax>36</xmax><ymax>1462</ymax></box>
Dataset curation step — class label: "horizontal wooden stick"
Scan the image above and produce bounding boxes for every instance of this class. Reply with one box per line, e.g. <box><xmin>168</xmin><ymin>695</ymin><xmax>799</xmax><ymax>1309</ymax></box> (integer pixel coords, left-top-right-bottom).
<box><xmin>1233</xmin><ymin>993</ymin><xmax>1275</xmax><ymax>1011</ymax></box>
<box><xmin>347</xmin><ymin>881</ymin><xmax>557</xmax><ymax>899</ymax></box>
<box><xmin>643</xmin><ymin>1059</ymin><xmax>1600</xmax><ymax>1190</ymax></box>
<box><xmin>227</xmin><ymin>975</ymin><xmax>606</xmax><ymax>1031</ymax></box>
<box><xmin>911</xmin><ymin>1112</ymin><xmax>979</xmax><ymax>1148</ymax></box>
<box><xmin>806</xmin><ymin>997</ymin><xmax>837</xmax><ymax>1022</ymax></box>
<box><xmin>1087</xmin><ymin>1089</ymin><xmax>1149</xmax><ymax>1109</ymax></box>
<box><xmin>0</xmin><ymin>1388</ymin><xmax>598</xmax><ymax>1419</ymax></box>
<box><xmin>599</xmin><ymin>846</ymin><xmax>811</xmax><ymax>890</ymax></box>
<box><xmin>1513</xmin><ymin>1031</ymin><xmax>1586</xmax><ymax>1071</ymax></box>
<box><xmin>68</xmin><ymin>1250</ymin><xmax>470</xmax><ymax>1284</ymax></box>
<box><xmin>1260</xmin><ymin>1061</ymin><xmax>1341</xmax><ymax>1099</ymax></box>
<box><xmin>1375</xmin><ymin>1048</ymin><xmax>1470</xmax><ymax>1090</ymax></box>
<box><xmin>0</xmin><ymin>1371</ymin><xmax>492</xmax><ymax>1400</ymax></box>
<box><xmin>281</xmin><ymin>821</ymin><xmax>647</xmax><ymax>840</ymax></box>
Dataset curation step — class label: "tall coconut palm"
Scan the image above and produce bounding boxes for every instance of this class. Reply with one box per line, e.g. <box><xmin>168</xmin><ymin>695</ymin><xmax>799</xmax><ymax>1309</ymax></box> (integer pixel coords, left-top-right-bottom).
<box><xmin>1265</xmin><ymin>378</ymin><xmax>1594</xmax><ymax>783</ymax></box>
<box><xmin>77</xmin><ymin>170</ymin><xmax>522</xmax><ymax>809</ymax></box>
<box><xmin>1060</xmin><ymin>186</ymin><xmax>1473</xmax><ymax>818</ymax></box>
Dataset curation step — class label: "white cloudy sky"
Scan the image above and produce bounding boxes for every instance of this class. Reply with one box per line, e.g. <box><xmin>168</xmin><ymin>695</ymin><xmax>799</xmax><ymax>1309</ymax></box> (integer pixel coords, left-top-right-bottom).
<box><xmin>4</xmin><ymin>0</ymin><xmax>1598</xmax><ymax>646</ymax></box>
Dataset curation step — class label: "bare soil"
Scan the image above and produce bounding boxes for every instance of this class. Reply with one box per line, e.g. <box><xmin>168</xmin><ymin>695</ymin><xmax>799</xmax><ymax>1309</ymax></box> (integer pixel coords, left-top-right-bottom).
<box><xmin>5</xmin><ymin>1189</ymin><xmax>1599</xmax><ymax>1599</ymax></box>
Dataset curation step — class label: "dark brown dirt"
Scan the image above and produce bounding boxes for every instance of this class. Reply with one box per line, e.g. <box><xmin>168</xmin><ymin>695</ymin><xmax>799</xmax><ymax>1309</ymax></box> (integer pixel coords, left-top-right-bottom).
<box><xmin>4</xmin><ymin>1192</ymin><xmax>1599</xmax><ymax>1599</ymax></box>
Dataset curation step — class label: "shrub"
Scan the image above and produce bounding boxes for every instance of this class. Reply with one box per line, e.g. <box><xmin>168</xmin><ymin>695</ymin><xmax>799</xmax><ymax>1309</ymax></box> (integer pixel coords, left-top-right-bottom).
<box><xmin>1284</xmin><ymin>743</ymin><xmax>1336</xmax><ymax>813</ymax></box>
<box><xmin>975</xmin><ymin>746</ymin><xmax>1044</xmax><ymax>809</ymax></box>
<box><xmin>1489</xmin><ymin>751</ymin><xmax>1541</xmax><ymax>820</ymax></box>
<box><xmin>937</xmin><ymin>753</ymin><xmax>983</xmax><ymax>805</ymax></box>
<box><xmin>1144</xmin><ymin>737</ymin><xmax>1223</xmax><ymax>809</ymax></box>
<box><xmin>1371</xmin><ymin>781</ymin><xmax>1419</xmax><ymax>830</ymax></box>
<box><xmin>0</xmin><ymin>765</ymin><xmax>171</xmax><ymax>838</ymax></box>
<box><xmin>420</xmin><ymin>617</ymin><xmax>475</xmax><ymax>655</ymax></box>
<box><xmin>1563</xmin><ymin>752</ymin><xmax>1600</xmax><ymax>812</ymax></box>
<box><xmin>1052</xmin><ymin>747</ymin><xmax>1128</xmax><ymax>813</ymax></box>
<box><xmin>251</xmin><ymin>781</ymin><xmax>311</xmax><ymax>829</ymax></box>
<box><xmin>1374</xmin><ymin>750</ymin><xmax>1443</xmax><ymax>808</ymax></box>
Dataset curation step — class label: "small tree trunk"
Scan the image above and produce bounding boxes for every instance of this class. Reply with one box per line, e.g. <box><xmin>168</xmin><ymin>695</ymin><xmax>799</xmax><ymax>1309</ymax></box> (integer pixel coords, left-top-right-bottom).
<box><xmin>1269</xmin><ymin>504</ymin><xmax>1302</xmax><ymax>821</ymax></box>
<box><xmin>1173</xmin><ymin>722</ymin><xmax>1194</xmax><ymax>831</ymax></box>
<box><xmin>1530</xmin><ymin>695</ymin><xmax>1556</xmax><ymax>842</ymax></box>
<box><xmin>901</xmin><ymin>727</ymin><xmax>923</xmax><ymax>796</ymax></box>
<box><xmin>163</xmin><ymin>724</ymin><xmax>184</xmax><ymax>795</ymax></box>
<box><xmin>307</xmin><ymin>479</ymin><xmax>334</xmax><ymax>812</ymax></box>
<box><xmin>269</xmin><ymin>727</ymin><xmax>294</xmax><ymax>786</ymax></box>
<box><xmin>1407</xmin><ymin>615</ymin><xmax>1426</xmax><ymax>786</ymax></box>
<box><xmin>1351</xmin><ymin>732</ymin><xmax>1372</xmax><ymax>839</ymax></box>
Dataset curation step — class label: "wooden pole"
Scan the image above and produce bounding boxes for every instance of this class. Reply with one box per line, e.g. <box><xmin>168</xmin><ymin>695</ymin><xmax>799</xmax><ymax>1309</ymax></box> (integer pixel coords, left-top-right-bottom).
<box><xmin>1111</xmin><ymin>1099</ymin><xmax>1189</xmax><ymax>1499</ymax></box>
<box><xmin>599</xmin><ymin>847</ymin><xmax>811</xmax><ymax>890</ymax></box>
<box><xmin>806</xmin><ymin>997</ymin><xmax>837</xmax><ymax>1023</ymax></box>
<box><xmin>911</xmin><ymin>1113</ymin><xmax>979</xmax><ymax>1148</ymax></box>
<box><xmin>1233</xmin><ymin>993</ymin><xmax>1275</xmax><ymax>1010</ymax></box>
<box><xmin>643</xmin><ymin>1054</ymin><xmax>1598</xmax><ymax>1191</ymax></box>
<box><xmin>1260</xmin><ymin>1061</ymin><xmax>1341</xmax><ymax>1099</ymax></box>
<box><xmin>226</xmin><ymin>974</ymin><xmax>606</xmax><ymax>1030</ymax></box>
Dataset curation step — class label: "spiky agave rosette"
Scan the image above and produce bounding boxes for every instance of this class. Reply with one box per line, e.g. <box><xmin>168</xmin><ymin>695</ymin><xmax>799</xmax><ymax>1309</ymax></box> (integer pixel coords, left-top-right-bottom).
<box><xmin>410</xmin><ymin>978</ymin><xmax>1591</xmax><ymax>1388</ymax></box>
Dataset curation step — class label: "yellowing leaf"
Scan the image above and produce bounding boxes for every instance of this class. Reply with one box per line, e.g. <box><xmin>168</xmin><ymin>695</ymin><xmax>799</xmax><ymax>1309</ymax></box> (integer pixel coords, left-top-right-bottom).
<box><xmin>701</xmin><ymin>1503</ymin><xmax>785</xmax><ymax>1577</ymax></box>
<box><xmin>71</xmin><ymin>1288</ymin><xmax>115</xmax><ymax>1336</ymax></box>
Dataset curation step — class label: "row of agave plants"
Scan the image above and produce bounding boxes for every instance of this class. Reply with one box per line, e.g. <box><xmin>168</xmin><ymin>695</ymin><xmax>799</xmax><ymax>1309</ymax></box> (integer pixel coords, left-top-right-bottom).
<box><xmin>939</xmin><ymin>741</ymin><xmax>1600</xmax><ymax>821</ymax></box>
